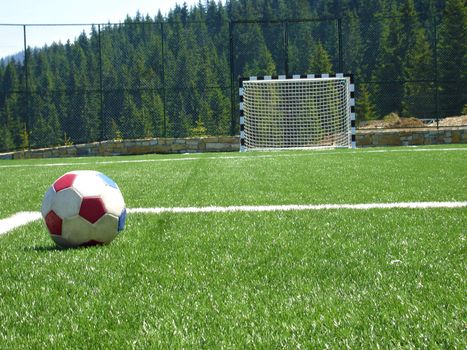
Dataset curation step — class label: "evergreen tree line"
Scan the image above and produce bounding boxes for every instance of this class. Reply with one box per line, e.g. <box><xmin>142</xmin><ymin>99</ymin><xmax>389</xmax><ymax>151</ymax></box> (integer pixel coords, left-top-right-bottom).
<box><xmin>0</xmin><ymin>0</ymin><xmax>465</xmax><ymax>151</ymax></box>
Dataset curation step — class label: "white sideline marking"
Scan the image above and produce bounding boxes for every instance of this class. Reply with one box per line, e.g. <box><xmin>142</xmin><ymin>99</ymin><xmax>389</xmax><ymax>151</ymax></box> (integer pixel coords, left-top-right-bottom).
<box><xmin>2</xmin><ymin>202</ymin><xmax>466</xmax><ymax>236</ymax></box>
<box><xmin>0</xmin><ymin>147</ymin><xmax>466</xmax><ymax>169</ymax></box>
<box><xmin>128</xmin><ymin>201</ymin><xmax>467</xmax><ymax>214</ymax></box>
<box><xmin>0</xmin><ymin>212</ymin><xmax>42</xmax><ymax>235</ymax></box>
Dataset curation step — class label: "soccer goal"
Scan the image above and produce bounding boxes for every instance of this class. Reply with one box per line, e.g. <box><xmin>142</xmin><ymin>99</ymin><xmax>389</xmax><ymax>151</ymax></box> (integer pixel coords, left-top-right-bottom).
<box><xmin>239</xmin><ymin>74</ymin><xmax>356</xmax><ymax>151</ymax></box>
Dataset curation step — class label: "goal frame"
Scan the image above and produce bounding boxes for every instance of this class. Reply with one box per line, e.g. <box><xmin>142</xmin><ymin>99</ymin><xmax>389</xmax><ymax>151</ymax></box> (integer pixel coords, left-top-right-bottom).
<box><xmin>239</xmin><ymin>73</ymin><xmax>356</xmax><ymax>151</ymax></box>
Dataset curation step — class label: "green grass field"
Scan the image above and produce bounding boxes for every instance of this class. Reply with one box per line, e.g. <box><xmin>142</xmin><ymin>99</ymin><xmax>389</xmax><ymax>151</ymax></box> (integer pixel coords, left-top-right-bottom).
<box><xmin>0</xmin><ymin>145</ymin><xmax>466</xmax><ymax>348</ymax></box>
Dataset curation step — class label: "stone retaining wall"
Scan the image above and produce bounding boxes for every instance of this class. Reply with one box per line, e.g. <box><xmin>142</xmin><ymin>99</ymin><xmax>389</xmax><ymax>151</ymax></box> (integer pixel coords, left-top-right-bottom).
<box><xmin>0</xmin><ymin>127</ymin><xmax>465</xmax><ymax>160</ymax></box>
<box><xmin>356</xmin><ymin>127</ymin><xmax>467</xmax><ymax>147</ymax></box>
<box><xmin>0</xmin><ymin>136</ymin><xmax>239</xmax><ymax>160</ymax></box>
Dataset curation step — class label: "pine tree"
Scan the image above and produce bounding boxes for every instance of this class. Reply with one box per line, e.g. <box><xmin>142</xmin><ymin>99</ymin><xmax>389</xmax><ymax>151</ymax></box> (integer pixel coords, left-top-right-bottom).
<box><xmin>29</xmin><ymin>115</ymin><xmax>51</xmax><ymax>148</ymax></box>
<box><xmin>0</xmin><ymin>124</ymin><xmax>14</xmax><ymax>151</ymax></box>
<box><xmin>400</xmin><ymin>0</ymin><xmax>434</xmax><ymax>117</ymax></box>
<box><xmin>41</xmin><ymin>96</ymin><xmax>62</xmax><ymax>146</ymax></box>
<box><xmin>208</xmin><ymin>88</ymin><xmax>230</xmax><ymax>135</ymax></box>
<box><xmin>0</xmin><ymin>96</ymin><xmax>16</xmax><ymax>151</ymax></box>
<box><xmin>438</xmin><ymin>0</ymin><xmax>466</xmax><ymax>116</ymax></box>
<box><xmin>373</xmin><ymin>4</ymin><xmax>405</xmax><ymax>117</ymax></box>
<box><xmin>308</xmin><ymin>41</ymin><xmax>333</xmax><ymax>73</ymax></box>
<box><xmin>288</xmin><ymin>21</ymin><xmax>315</xmax><ymax>74</ymax></box>
<box><xmin>357</xmin><ymin>83</ymin><xmax>378</xmax><ymax>122</ymax></box>
<box><xmin>120</xmin><ymin>92</ymin><xmax>146</xmax><ymax>139</ymax></box>
<box><xmin>1</xmin><ymin>62</ymin><xmax>24</xmax><ymax>148</ymax></box>
<box><xmin>359</xmin><ymin>0</ymin><xmax>388</xmax><ymax>81</ymax></box>
<box><xmin>141</xmin><ymin>92</ymin><xmax>164</xmax><ymax>137</ymax></box>
<box><xmin>342</xmin><ymin>10</ymin><xmax>364</xmax><ymax>75</ymax></box>
<box><xmin>235</xmin><ymin>21</ymin><xmax>277</xmax><ymax>77</ymax></box>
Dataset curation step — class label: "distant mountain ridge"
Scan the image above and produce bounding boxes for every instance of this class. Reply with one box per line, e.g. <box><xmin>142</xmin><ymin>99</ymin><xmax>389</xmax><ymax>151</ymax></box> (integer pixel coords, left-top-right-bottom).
<box><xmin>1</xmin><ymin>51</ymin><xmax>24</xmax><ymax>64</ymax></box>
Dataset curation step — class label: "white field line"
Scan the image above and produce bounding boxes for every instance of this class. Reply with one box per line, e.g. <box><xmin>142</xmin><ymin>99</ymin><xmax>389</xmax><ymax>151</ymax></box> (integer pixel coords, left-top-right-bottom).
<box><xmin>128</xmin><ymin>201</ymin><xmax>467</xmax><ymax>214</ymax></box>
<box><xmin>0</xmin><ymin>147</ymin><xmax>466</xmax><ymax>169</ymax></box>
<box><xmin>1</xmin><ymin>201</ymin><xmax>466</xmax><ymax>236</ymax></box>
<box><xmin>0</xmin><ymin>211</ymin><xmax>42</xmax><ymax>235</ymax></box>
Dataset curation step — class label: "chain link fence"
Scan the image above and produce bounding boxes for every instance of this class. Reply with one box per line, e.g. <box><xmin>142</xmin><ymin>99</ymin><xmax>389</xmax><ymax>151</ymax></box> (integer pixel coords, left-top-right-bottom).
<box><xmin>0</xmin><ymin>16</ymin><xmax>465</xmax><ymax>151</ymax></box>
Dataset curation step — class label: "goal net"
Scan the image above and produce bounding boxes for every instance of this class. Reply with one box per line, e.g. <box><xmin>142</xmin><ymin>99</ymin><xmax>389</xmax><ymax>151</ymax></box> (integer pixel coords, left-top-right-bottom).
<box><xmin>239</xmin><ymin>74</ymin><xmax>356</xmax><ymax>151</ymax></box>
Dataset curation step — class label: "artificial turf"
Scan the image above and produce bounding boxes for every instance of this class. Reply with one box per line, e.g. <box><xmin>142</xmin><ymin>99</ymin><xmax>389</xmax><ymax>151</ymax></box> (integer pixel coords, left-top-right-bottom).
<box><xmin>0</xmin><ymin>145</ymin><xmax>466</xmax><ymax>348</ymax></box>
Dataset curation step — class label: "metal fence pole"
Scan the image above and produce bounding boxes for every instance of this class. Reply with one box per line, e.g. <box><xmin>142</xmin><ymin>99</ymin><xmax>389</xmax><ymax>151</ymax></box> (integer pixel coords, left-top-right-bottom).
<box><xmin>98</xmin><ymin>24</ymin><xmax>105</xmax><ymax>140</ymax></box>
<box><xmin>22</xmin><ymin>25</ymin><xmax>30</xmax><ymax>143</ymax></box>
<box><xmin>337</xmin><ymin>18</ymin><xmax>343</xmax><ymax>73</ymax></box>
<box><xmin>433</xmin><ymin>15</ymin><xmax>440</xmax><ymax>128</ymax></box>
<box><xmin>284</xmin><ymin>20</ymin><xmax>289</xmax><ymax>76</ymax></box>
<box><xmin>161</xmin><ymin>22</ymin><xmax>167</xmax><ymax>137</ymax></box>
<box><xmin>229</xmin><ymin>21</ymin><xmax>236</xmax><ymax>136</ymax></box>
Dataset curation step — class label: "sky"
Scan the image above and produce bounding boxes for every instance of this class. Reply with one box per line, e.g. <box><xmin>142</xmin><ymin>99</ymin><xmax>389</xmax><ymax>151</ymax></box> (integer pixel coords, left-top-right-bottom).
<box><xmin>0</xmin><ymin>0</ymin><xmax>204</xmax><ymax>58</ymax></box>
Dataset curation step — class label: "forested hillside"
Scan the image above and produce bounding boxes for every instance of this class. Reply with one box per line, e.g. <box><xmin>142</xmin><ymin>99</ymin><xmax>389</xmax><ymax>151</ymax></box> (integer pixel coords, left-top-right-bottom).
<box><xmin>0</xmin><ymin>0</ymin><xmax>465</xmax><ymax>151</ymax></box>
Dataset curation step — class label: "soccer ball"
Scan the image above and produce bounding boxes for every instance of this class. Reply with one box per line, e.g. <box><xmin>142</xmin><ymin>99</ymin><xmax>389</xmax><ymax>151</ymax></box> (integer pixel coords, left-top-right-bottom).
<box><xmin>41</xmin><ymin>170</ymin><xmax>126</xmax><ymax>248</ymax></box>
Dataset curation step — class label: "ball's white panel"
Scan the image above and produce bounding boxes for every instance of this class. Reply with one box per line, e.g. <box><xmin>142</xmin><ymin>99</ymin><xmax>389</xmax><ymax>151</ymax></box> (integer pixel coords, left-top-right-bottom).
<box><xmin>93</xmin><ymin>214</ymin><xmax>119</xmax><ymax>243</ymax></box>
<box><xmin>72</xmin><ymin>171</ymin><xmax>105</xmax><ymax>197</ymax></box>
<box><xmin>51</xmin><ymin>188</ymin><xmax>82</xmax><ymax>219</ymax></box>
<box><xmin>62</xmin><ymin>215</ymin><xmax>93</xmax><ymax>246</ymax></box>
<box><xmin>68</xmin><ymin>170</ymin><xmax>99</xmax><ymax>176</ymax></box>
<box><xmin>101</xmin><ymin>186</ymin><xmax>125</xmax><ymax>217</ymax></box>
<box><xmin>41</xmin><ymin>186</ymin><xmax>56</xmax><ymax>218</ymax></box>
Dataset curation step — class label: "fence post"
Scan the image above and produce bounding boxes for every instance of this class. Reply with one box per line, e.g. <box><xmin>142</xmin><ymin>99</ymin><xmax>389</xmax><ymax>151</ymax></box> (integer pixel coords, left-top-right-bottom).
<box><xmin>337</xmin><ymin>18</ymin><xmax>343</xmax><ymax>73</ymax></box>
<box><xmin>23</xmin><ymin>24</ymin><xmax>30</xmax><ymax>146</ymax></box>
<box><xmin>98</xmin><ymin>24</ymin><xmax>105</xmax><ymax>140</ymax></box>
<box><xmin>284</xmin><ymin>20</ymin><xmax>289</xmax><ymax>76</ymax></box>
<box><xmin>433</xmin><ymin>15</ymin><xmax>439</xmax><ymax>128</ymax></box>
<box><xmin>229</xmin><ymin>21</ymin><xmax>236</xmax><ymax>136</ymax></box>
<box><xmin>161</xmin><ymin>22</ymin><xmax>167</xmax><ymax>137</ymax></box>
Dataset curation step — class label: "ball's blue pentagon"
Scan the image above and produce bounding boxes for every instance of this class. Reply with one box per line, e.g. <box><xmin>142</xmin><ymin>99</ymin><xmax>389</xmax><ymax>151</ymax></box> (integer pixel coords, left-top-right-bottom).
<box><xmin>97</xmin><ymin>172</ymin><xmax>118</xmax><ymax>189</ymax></box>
<box><xmin>118</xmin><ymin>208</ymin><xmax>127</xmax><ymax>232</ymax></box>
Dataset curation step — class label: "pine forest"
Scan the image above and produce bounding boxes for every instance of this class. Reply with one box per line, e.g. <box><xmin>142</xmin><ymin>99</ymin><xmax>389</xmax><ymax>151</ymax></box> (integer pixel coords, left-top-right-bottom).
<box><xmin>0</xmin><ymin>0</ymin><xmax>465</xmax><ymax>151</ymax></box>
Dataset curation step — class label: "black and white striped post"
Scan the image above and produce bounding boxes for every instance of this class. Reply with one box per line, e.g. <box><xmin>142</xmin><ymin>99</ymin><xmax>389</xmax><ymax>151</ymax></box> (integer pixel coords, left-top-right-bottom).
<box><xmin>345</xmin><ymin>73</ymin><xmax>357</xmax><ymax>149</ymax></box>
<box><xmin>239</xmin><ymin>73</ymin><xmax>356</xmax><ymax>151</ymax></box>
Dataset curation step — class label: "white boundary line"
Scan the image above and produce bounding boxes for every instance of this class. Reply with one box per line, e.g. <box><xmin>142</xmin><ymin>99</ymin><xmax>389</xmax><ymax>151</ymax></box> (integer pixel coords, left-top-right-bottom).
<box><xmin>0</xmin><ymin>212</ymin><xmax>42</xmax><ymax>235</ymax></box>
<box><xmin>1</xmin><ymin>201</ymin><xmax>466</xmax><ymax>236</ymax></box>
<box><xmin>0</xmin><ymin>147</ymin><xmax>466</xmax><ymax>169</ymax></box>
<box><xmin>128</xmin><ymin>201</ymin><xmax>467</xmax><ymax>214</ymax></box>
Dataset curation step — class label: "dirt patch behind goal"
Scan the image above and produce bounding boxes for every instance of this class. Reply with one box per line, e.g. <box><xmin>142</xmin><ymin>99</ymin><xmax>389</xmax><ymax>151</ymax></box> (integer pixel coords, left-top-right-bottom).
<box><xmin>360</xmin><ymin>114</ymin><xmax>467</xmax><ymax>129</ymax></box>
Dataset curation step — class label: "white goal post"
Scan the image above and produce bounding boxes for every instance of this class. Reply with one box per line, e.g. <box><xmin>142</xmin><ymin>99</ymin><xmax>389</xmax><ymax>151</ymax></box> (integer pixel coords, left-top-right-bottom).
<box><xmin>239</xmin><ymin>73</ymin><xmax>356</xmax><ymax>151</ymax></box>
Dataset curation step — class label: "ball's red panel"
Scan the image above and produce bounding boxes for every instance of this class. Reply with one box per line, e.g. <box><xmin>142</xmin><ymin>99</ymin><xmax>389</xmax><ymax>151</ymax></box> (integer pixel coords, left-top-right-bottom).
<box><xmin>53</xmin><ymin>173</ymin><xmax>77</xmax><ymax>192</ymax></box>
<box><xmin>45</xmin><ymin>211</ymin><xmax>62</xmax><ymax>236</ymax></box>
<box><xmin>79</xmin><ymin>197</ymin><xmax>106</xmax><ymax>224</ymax></box>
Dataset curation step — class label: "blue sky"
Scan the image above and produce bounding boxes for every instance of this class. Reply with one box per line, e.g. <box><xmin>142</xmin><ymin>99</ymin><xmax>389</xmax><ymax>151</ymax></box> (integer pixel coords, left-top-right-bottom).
<box><xmin>0</xmin><ymin>0</ymin><xmax>204</xmax><ymax>58</ymax></box>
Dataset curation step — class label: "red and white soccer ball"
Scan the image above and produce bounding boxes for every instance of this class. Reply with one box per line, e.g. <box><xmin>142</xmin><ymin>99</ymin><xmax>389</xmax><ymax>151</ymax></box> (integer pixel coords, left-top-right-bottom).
<box><xmin>41</xmin><ymin>171</ymin><xmax>126</xmax><ymax>248</ymax></box>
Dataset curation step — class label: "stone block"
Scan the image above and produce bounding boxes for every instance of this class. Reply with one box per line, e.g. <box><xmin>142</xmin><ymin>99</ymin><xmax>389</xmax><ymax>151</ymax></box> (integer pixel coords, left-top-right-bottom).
<box><xmin>186</xmin><ymin>139</ymin><xmax>201</xmax><ymax>147</ymax></box>
<box><xmin>0</xmin><ymin>152</ymin><xmax>13</xmax><ymax>160</ymax></box>
<box><xmin>218</xmin><ymin>136</ymin><xmax>237</xmax><ymax>143</ymax></box>
<box><xmin>411</xmin><ymin>134</ymin><xmax>424</xmax><ymax>145</ymax></box>
<box><xmin>378</xmin><ymin>133</ymin><xmax>401</xmax><ymax>146</ymax></box>
<box><xmin>162</xmin><ymin>138</ymin><xmax>175</xmax><ymax>145</ymax></box>
<box><xmin>76</xmin><ymin>148</ymin><xmax>90</xmax><ymax>157</ymax></box>
<box><xmin>128</xmin><ymin>146</ymin><xmax>151</xmax><ymax>155</ymax></box>
<box><xmin>206</xmin><ymin>142</ymin><xmax>229</xmax><ymax>151</ymax></box>
<box><xmin>171</xmin><ymin>143</ymin><xmax>187</xmax><ymax>151</ymax></box>
<box><xmin>152</xmin><ymin>146</ymin><xmax>170</xmax><ymax>153</ymax></box>
<box><xmin>203</xmin><ymin>137</ymin><xmax>219</xmax><ymax>143</ymax></box>
<box><xmin>451</xmin><ymin>131</ymin><xmax>461</xmax><ymax>143</ymax></box>
<box><xmin>356</xmin><ymin>134</ymin><xmax>372</xmax><ymax>146</ymax></box>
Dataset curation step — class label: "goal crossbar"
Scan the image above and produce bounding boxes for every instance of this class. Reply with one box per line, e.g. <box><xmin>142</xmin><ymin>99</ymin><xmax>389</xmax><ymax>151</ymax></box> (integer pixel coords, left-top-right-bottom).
<box><xmin>239</xmin><ymin>73</ymin><xmax>356</xmax><ymax>151</ymax></box>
